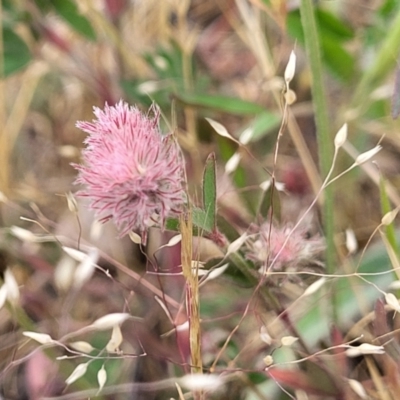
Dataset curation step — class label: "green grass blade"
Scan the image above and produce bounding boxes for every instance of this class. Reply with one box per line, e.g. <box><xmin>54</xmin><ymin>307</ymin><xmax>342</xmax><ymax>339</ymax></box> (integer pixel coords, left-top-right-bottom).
<box><xmin>299</xmin><ymin>0</ymin><xmax>335</xmax><ymax>275</ymax></box>
<box><xmin>202</xmin><ymin>153</ymin><xmax>217</xmax><ymax>231</ymax></box>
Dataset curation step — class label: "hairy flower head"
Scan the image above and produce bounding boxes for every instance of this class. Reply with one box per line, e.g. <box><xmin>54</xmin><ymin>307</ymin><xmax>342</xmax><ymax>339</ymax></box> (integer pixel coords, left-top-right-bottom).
<box><xmin>246</xmin><ymin>222</ymin><xmax>325</xmax><ymax>271</ymax></box>
<box><xmin>73</xmin><ymin>101</ymin><xmax>186</xmax><ymax>239</ymax></box>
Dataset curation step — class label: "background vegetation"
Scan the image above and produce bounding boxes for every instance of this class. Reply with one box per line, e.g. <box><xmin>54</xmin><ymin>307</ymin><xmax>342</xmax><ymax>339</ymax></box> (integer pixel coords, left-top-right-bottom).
<box><xmin>1</xmin><ymin>0</ymin><xmax>400</xmax><ymax>399</ymax></box>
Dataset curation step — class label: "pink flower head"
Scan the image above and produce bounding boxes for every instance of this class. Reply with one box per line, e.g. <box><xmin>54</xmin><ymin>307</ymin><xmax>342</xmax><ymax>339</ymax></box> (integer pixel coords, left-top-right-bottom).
<box><xmin>73</xmin><ymin>101</ymin><xmax>186</xmax><ymax>239</ymax></box>
<box><xmin>246</xmin><ymin>222</ymin><xmax>325</xmax><ymax>271</ymax></box>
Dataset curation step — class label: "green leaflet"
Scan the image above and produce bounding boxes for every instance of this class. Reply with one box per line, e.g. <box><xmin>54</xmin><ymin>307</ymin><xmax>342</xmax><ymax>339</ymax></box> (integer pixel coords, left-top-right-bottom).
<box><xmin>202</xmin><ymin>153</ymin><xmax>217</xmax><ymax>231</ymax></box>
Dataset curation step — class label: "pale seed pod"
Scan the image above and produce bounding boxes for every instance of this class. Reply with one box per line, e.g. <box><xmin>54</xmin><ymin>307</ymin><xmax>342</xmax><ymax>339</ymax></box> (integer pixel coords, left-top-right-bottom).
<box><xmin>334</xmin><ymin>123</ymin><xmax>348</xmax><ymax>149</ymax></box>
<box><xmin>72</xmin><ymin>248</ymin><xmax>99</xmax><ymax>290</ymax></box>
<box><xmin>180</xmin><ymin>374</ymin><xmax>222</xmax><ymax>391</ymax></box>
<box><xmin>206</xmin><ymin>118</ymin><xmax>235</xmax><ymax>141</ymax></box>
<box><xmin>348</xmin><ymin>379</ymin><xmax>367</xmax><ymax>399</ymax></box>
<box><xmin>91</xmin><ymin>313</ymin><xmax>131</xmax><ymax>330</ymax></box>
<box><xmin>65</xmin><ymin>192</ymin><xmax>78</xmax><ymax>213</ymax></box>
<box><xmin>4</xmin><ymin>269</ymin><xmax>20</xmax><ymax>305</ymax></box>
<box><xmin>54</xmin><ymin>256</ymin><xmax>76</xmax><ymax>292</ymax></box>
<box><xmin>260</xmin><ymin>326</ymin><xmax>272</xmax><ymax>345</ymax></box>
<box><xmin>106</xmin><ymin>325</ymin><xmax>123</xmax><ymax>353</ymax></box>
<box><xmin>354</xmin><ymin>145</ymin><xmax>382</xmax><ymax>165</ymax></box>
<box><xmin>284</xmin><ymin>51</ymin><xmax>296</xmax><ymax>84</ymax></box>
<box><xmin>164</xmin><ymin>234</ymin><xmax>182</xmax><ymax>248</ymax></box>
<box><xmin>303</xmin><ymin>278</ymin><xmax>326</xmax><ymax>297</ymax></box>
<box><xmin>385</xmin><ymin>292</ymin><xmax>400</xmax><ymax>313</ymax></box>
<box><xmin>128</xmin><ymin>231</ymin><xmax>142</xmax><ymax>244</ymax></box>
<box><xmin>226</xmin><ymin>233</ymin><xmax>248</xmax><ymax>257</ymax></box>
<box><xmin>239</xmin><ymin>127</ymin><xmax>253</xmax><ymax>145</ymax></box>
<box><xmin>345</xmin><ymin>228</ymin><xmax>358</xmax><ymax>254</ymax></box>
<box><xmin>281</xmin><ymin>336</ymin><xmax>298</xmax><ymax>346</ymax></box>
<box><xmin>65</xmin><ymin>362</ymin><xmax>89</xmax><ymax>385</ymax></box>
<box><xmin>345</xmin><ymin>343</ymin><xmax>385</xmax><ymax>357</ymax></box>
<box><xmin>69</xmin><ymin>341</ymin><xmax>95</xmax><ymax>353</ymax></box>
<box><xmin>263</xmin><ymin>355</ymin><xmax>274</xmax><ymax>367</ymax></box>
<box><xmin>23</xmin><ymin>331</ymin><xmax>54</xmax><ymax>344</ymax></box>
<box><xmin>200</xmin><ymin>263</ymin><xmax>229</xmax><ymax>286</ymax></box>
<box><xmin>381</xmin><ymin>208</ymin><xmax>399</xmax><ymax>226</ymax></box>
<box><xmin>97</xmin><ymin>365</ymin><xmax>107</xmax><ymax>393</ymax></box>
<box><xmin>10</xmin><ymin>226</ymin><xmax>37</xmax><ymax>243</ymax></box>
<box><xmin>225</xmin><ymin>152</ymin><xmax>241</xmax><ymax>174</ymax></box>
<box><xmin>0</xmin><ymin>285</ymin><xmax>7</xmax><ymax>309</ymax></box>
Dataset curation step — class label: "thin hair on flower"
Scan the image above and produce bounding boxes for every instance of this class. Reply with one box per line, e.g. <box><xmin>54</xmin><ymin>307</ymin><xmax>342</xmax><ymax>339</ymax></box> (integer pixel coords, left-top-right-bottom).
<box><xmin>72</xmin><ymin>100</ymin><xmax>186</xmax><ymax>241</ymax></box>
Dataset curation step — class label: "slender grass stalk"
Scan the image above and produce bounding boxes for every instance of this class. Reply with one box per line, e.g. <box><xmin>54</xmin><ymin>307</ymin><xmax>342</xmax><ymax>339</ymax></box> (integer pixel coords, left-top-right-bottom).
<box><xmin>287</xmin><ymin>111</ymin><xmax>322</xmax><ymax>197</ymax></box>
<box><xmin>180</xmin><ymin>212</ymin><xmax>203</xmax><ymax>400</ymax></box>
<box><xmin>299</xmin><ymin>0</ymin><xmax>335</xmax><ymax>275</ymax></box>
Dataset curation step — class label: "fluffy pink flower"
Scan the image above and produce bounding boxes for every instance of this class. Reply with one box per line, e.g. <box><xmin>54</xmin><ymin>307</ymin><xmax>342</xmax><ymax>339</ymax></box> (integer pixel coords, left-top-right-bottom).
<box><xmin>246</xmin><ymin>222</ymin><xmax>325</xmax><ymax>271</ymax></box>
<box><xmin>73</xmin><ymin>101</ymin><xmax>186</xmax><ymax>239</ymax></box>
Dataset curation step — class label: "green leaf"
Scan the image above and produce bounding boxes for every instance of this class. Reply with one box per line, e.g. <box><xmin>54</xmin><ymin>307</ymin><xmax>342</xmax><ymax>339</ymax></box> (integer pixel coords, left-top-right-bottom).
<box><xmin>202</xmin><ymin>153</ymin><xmax>217</xmax><ymax>231</ymax></box>
<box><xmin>316</xmin><ymin>9</ymin><xmax>354</xmax><ymax>41</ymax></box>
<box><xmin>165</xmin><ymin>208</ymin><xmax>213</xmax><ymax>234</ymax></box>
<box><xmin>144</xmin><ymin>44</ymin><xmax>184</xmax><ymax>80</ymax></box>
<box><xmin>3</xmin><ymin>28</ymin><xmax>31</xmax><ymax>76</ymax></box>
<box><xmin>351</xmin><ymin>8</ymin><xmax>400</xmax><ymax>108</ymax></box>
<box><xmin>321</xmin><ymin>35</ymin><xmax>355</xmax><ymax>81</ymax></box>
<box><xmin>3</xmin><ymin>0</ymin><xmax>18</xmax><ymax>12</ymax></box>
<box><xmin>52</xmin><ymin>0</ymin><xmax>96</xmax><ymax>41</ymax></box>
<box><xmin>249</xmin><ymin>111</ymin><xmax>281</xmax><ymax>141</ymax></box>
<box><xmin>175</xmin><ymin>93</ymin><xmax>265</xmax><ymax>115</ymax></box>
<box><xmin>257</xmin><ymin>182</ymin><xmax>281</xmax><ymax>222</ymax></box>
<box><xmin>165</xmin><ymin>217</ymin><xmax>180</xmax><ymax>232</ymax></box>
<box><xmin>120</xmin><ymin>79</ymin><xmax>169</xmax><ymax>108</ymax></box>
<box><xmin>380</xmin><ymin>0</ymin><xmax>398</xmax><ymax>16</ymax></box>
<box><xmin>247</xmin><ymin>372</ymin><xmax>267</xmax><ymax>385</ymax></box>
<box><xmin>299</xmin><ymin>0</ymin><xmax>336</xmax><ymax>277</ymax></box>
<box><xmin>287</xmin><ymin>9</ymin><xmax>356</xmax><ymax>81</ymax></box>
<box><xmin>288</xmin><ymin>8</ymin><xmax>354</xmax><ymax>43</ymax></box>
<box><xmin>32</xmin><ymin>0</ymin><xmax>52</xmax><ymax>12</ymax></box>
<box><xmin>192</xmin><ymin>206</ymin><xmax>213</xmax><ymax>233</ymax></box>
